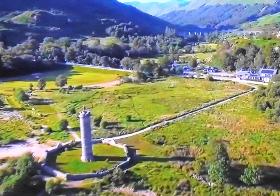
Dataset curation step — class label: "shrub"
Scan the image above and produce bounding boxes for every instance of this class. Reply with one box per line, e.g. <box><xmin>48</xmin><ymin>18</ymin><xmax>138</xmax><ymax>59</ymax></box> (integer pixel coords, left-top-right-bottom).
<box><xmin>100</xmin><ymin>120</ymin><xmax>108</xmax><ymax>129</ymax></box>
<box><xmin>240</xmin><ymin>166</ymin><xmax>262</xmax><ymax>186</ymax></box>
<box><xmin>14</xmin><ymin>89</ymin><xmax>29</xmax><ymax>102</ymax></box>
<box><xmin>29</xmin><ymin>83</ymin><xmax>34</xmax><ymax>92</ymax></box>
<box><xmin>58</xmin><ymin>119</ymin><xmax>69</xmax><ymax>131</ymax></box>
<box><xmin>94</xmin><ymin>115</ymin><xmax>102</xmax><ymax>127</ymax></box>
<box><xmin>45</xmin><ymin>178</ymin><xmax>63</xmax><ymax>195</ymax></box>
<box><xmin>74</xmin><ymin>85</ymin><xmax>83</xmax><ymax>90</ymax></box>
<box><xmin>126</xmin><ymin>115</ymin><xmax>132</xmax><ymax>122</ymax></box>
<box><xmin>55</xmin><ymin>75</ymin><xmax>68</xmax><ymax>88</ymax></box>
<box><xmin>152</xmin><ymin>135</ymin><xmax>166</xmax><ymax>145</ymax></box>
<box><xmin>0</xmin><ymin>154</ymin><xmax>36</xmax><ymax>195</ymax></box>
<box><xmin>37</xmin><ymin>78</ymin><xmax>46</xmax><ymax>90</ymax></box>
<box><xmin>0</xmin><ymin>98</ymin><xmax>4</xmax><ymax>107</ymax></box>
<box><xmin>208</xmin><ymin>142</ymin><xmax>230</xmax><ymax>185</ymax></box>
<box><xmin>67</xmin><ymin>106</ymin><xmax>76</xmax><ymax>115</ymax></box>
<box><xmin>206</xmin><ymin>75</ymin><xmax>215</xmax><ymax>81</ymax></box>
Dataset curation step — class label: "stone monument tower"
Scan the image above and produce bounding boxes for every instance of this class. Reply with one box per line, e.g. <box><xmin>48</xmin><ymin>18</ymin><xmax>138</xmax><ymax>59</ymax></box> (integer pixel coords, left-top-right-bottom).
<box><xmin>79</xmin><ymin>108</ymin><xmax>94</xmax><ymax>162</ymax></box>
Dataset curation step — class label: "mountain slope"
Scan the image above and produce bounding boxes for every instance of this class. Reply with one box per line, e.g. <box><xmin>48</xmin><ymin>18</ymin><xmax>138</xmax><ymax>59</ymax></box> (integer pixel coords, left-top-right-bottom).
<box><xmin>0</xmin><ymin>0</ymin><xmax>172</xmax><ymax>44</ymax></box>
<box><xmin>242</xmin><ymin>13</ymin><xmax>280</xmax><ymax>31</ymax></box>
<box><xmin>160</xmin><ymin>0</ymin><xmax>280</xmax><ymax>29</ymax></box>
<box><xmin>126</xmin><ymin>0</ymin><xmax>189</xmax><ymax>16</ymax></box>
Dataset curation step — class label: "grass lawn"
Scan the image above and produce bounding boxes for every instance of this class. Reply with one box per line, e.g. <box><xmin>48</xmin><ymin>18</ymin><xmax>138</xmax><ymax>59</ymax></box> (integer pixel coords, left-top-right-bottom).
<box><xmin>26</xmin><ymin>78</ymin><xmax>248</xmax><ymax>139</ymax></box>
<box><xmin>0</xmin><ymin>66</ymin><xmax>128</xmax><ymax>142</ymax></box>
<box><xmin>62</xmin><ymin>78</ymin><xmax>248</xmax><ymax>136</ymax></box>
<box><xmin>179</xmin><ymin>52</ymin><xmax>215</xmax><ymax>64</ymax></box>
<box><xmin>119</xmin><ymin>94</ymin><xmax>280</xmax><ymax>195</ymax></box>
<box><xmin>55</xmin><ymin>144</ymin><xmax>126</xmax><ymax>174</ymax></box>
<box><xmin>0</xmin><ymin>120</ymin><xmax>31</xmax><ymax>145</ymax></box>
<box><xmin>137</xmin><ymin>95</ymin><xmax>280</xmax><ymax>166</ymax></box>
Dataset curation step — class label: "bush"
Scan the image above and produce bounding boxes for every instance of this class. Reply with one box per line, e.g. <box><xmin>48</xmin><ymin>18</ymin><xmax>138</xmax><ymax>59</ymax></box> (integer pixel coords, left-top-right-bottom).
<box><xmin>94</xmin><ymin>115</ymin><xmax>102</xmax><ymax>127</ymax></box>
<box><xmin>208</xmin><ymin>142</ymin><xmax>230</xmax><ymax>185</ymax></box>
<box><xmin>126</xmin><ymin>115</ymin><xmax>132</xmax><ymax>122</ymax></box>
<box><xmin>58</xmin><ymin>119</ymin><xmax>69</xmax><ymax>131</ymax></box>
<box><xmin>74</xmin><ymin>85</ymin><xmax>83</xmax><ymax>90</ymax></box>
<box><xmin>240</xmin><ymin>166</ymin><xmax>262</xmax><ymax>186</ymax></box>
<box><xmin>100</xmin><ymin>120</ymin><xmax>108</xmax><ymax>129</ymax></box>
<box><xmin>0</xmin><ymin>98</ymin><xmax>4</xmax><ymax>107</ymax></box>
<box><xmin>14</xmin><ymin>89</ymin><xmax>29</xmax><ymax>102</ymax></box>
<box><xmin>55</xmin><ymin>75</ymin><xmax>68</xmax><ymax>88</ymax></box>
<box><xmin>0</xmin><ymin>154</ymin><xmax>36</xmax><ymax>195</ymax></box>
<box><xmin>29</xmin><ymin>83</ymin><xmax>34</xmax><ymax>92</ymax></box>
<box><xmin>67</xmin><ymin>106</ymin><xmax>76</xmax><ymax>115</ymax></box>
<box><xmin>206</xmin><ymin>75</ymin><xmax>215</xmax><ymax>81</ymax></box>
<box><xmin>37</xmin><ymin>78</ymin><xmax>46</xmax><ymax>90</ymax></box>
<box><xmin>45</xmin><ymin>178</ymin><xmax>63</xmax><ymax>195</ymax></box>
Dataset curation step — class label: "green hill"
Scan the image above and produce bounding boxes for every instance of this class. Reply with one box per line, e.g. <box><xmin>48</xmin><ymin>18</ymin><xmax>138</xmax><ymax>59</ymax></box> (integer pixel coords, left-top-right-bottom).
<box><xmin>0</xmin><ymin>0</ymin><xmax>173</xmax><ymax>45</ymax></box>
<box><xmin>242</xmin><ymin>13</ymin><xmax>280</xmax><ymax>30</ymax></box>
<box><xmin>160</xmin><ymin>0</ymin><xmax>280</xmax><ymax>29</ymax></box>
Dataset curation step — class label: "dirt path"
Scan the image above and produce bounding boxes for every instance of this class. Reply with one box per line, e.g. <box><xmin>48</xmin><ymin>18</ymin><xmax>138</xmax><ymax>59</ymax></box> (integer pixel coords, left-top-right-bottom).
<box><xmin>85</xmin><ymin>80</ymin><xmax>122</xmax><ymax>88</ymax></box>
<box><xmin>0</xmin><ymin>138</ymin><xmax>54</xmax><ymax>161</ymax></box>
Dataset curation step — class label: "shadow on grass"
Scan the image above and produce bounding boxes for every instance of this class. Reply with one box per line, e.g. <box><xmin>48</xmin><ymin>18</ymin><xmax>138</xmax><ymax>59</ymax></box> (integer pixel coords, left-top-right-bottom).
<box><xmin>230</xmin><ymin>163</ymin><xmax>280</xmax><ymax>190</ymax></box>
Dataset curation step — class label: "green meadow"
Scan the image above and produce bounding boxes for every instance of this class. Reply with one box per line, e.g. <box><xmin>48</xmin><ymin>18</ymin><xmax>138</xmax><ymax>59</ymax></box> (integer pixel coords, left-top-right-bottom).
<box><xmin>119</xmin><ymin>94</ymin><xmax>280</xmax><ymax>195</ymax></box>
<box><xmin>55</xmin><ymin>144</ymin><xmax>126</xmax><ymax>174</ymax></box>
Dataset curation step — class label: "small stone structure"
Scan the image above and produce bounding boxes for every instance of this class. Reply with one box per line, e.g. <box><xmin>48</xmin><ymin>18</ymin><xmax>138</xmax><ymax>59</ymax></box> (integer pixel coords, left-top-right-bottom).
<box><xmin>79</xmin><ymin>109</ymin><xmax>94</xmax><ymax>162</ymax></box>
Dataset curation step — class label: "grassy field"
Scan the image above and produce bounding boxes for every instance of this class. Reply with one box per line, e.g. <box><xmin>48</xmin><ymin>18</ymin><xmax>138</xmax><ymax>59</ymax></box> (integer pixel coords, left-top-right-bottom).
<box><xmin>179</xmin><ymin>52</ymin><xmax>215</xmax><ymax>64</ymax></box>
<box><xmin>142</xmin><ymin>95</ymin><xmax>280</xmax><ymax>166</ymax></box>
<box><xmin>119</xmin><ymin>94</ymin><xmax>280</xmax><ymax>195</ymax></box>
<box><xmin>0</xmin><ymin>66</ymin><xmax>128</xmax><ymax>143</ymax></box>
<box><xmin>55</xmin><ymin>144</ymin><xmax>126</xmax><ymax>174</ymax></box>
<box><xmin>22</xmin><ymin>78</ymin><xmax>248</xmax><ymax>140</ymax></box>
<box><xmin>0</xmin><ymin>120</ymin><xmax>31</xmax><ymax>145</ymax></box>
<box><xmin>62</xmin><ymin>78</ymin><xmax>248</xmax><ymax>136</ymax></box>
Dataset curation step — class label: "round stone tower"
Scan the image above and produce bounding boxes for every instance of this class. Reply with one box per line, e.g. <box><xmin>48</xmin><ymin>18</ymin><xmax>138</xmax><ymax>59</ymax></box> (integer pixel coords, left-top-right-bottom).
<box><xmin>79</xmin><ymin>108</ymin><xmax>94</xmax><ymax>162</ymax></box>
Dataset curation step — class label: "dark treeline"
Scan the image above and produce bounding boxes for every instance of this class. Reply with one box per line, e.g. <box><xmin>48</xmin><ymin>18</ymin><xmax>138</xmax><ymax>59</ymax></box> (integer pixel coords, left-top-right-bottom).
<box><xmin>0</xmin><ymin>27</ymin><xmax>198</xmax><ymax>77</ymax></box>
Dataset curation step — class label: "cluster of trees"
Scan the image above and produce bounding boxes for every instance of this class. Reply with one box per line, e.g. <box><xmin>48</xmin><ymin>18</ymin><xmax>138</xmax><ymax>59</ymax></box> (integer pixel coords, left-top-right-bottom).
<box><xmin>0</xmin><ymin>154</ymin><xmax>39</xmax><ymax>195</ymax></box>
<box><xmin>207</xmin><ymin>142</ymin><xmax>262</xmax><ymax>186</ymax></box>
<box><xmin>106</xmin><ymin>22</ymin><xmax>141</xmax><ymax>38</ymax></box>
<box><xmin>254</xmin><ymin>81</ymin><xmax>280</xmax><ymax>122</ymax></box>
<box><xmin>215</xmin><ymin>40</ymin><xmax>280</xmax><ymax>71</ymax></box>
<box><xmin>0</xmin><ymin>31</ymin><xmax>189</xmax><ymax>76</ymax></box>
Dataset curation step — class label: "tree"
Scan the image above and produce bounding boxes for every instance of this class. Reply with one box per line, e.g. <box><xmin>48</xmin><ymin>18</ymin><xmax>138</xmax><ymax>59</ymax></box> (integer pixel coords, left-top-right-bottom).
<box><xmin>37</xmin><ymin>78</ymin><xmax>46</xmax><ymax>90</ymax></box>
<box><xmin>240</xmin><ymin>166</ymin><xmax>262</xmax><ymax>186</ymax></box>
<box><xmin>58</xmin><ymin>119</ymin><xmax>69</xmax><ymax>131</ymax></box>
<box><xmin>0</xmin><ymin>97</ymin><xmax>4</xmax><ymax>107</ymax></box>
<box><xmin>93</xmin><ymin>115</ymin><xmax>102</xmax><ymax>127</ymax></box>
<box><xmin>190</xmin><ymin>58</ymin><xmax>198</xmax><ymax>68</ymax></box>
<box><xmin>65</xmin><ymin>47</ymin><xmax>76</xmax><ymax>62</ymax></box>
<box><xmin>29</xmin><ymin>83</ymin><xmax>34</xmax><ymax>92</ymax></box>
<box><xmin>208</xmin><ymin>142</ymin><xmax>230</xmax><ymax>185</ymax></box>
<box><xmin>253</xmin><ymin>50</ymin><xmax>265</xmax><ymax>69</ymax></box>
<box><xmin>55</xmin><ymin>75</ymin><xmax>68</xmax><ymax>88</ymax></box>
<box><xmin>15</xmin><ymin>89</ymin><xmax>29</xmax><ymax>102</ymax></box>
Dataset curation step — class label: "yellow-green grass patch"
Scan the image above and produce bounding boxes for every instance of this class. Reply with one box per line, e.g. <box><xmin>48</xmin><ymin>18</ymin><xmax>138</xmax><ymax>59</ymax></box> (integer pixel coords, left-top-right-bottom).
<box><xmin>55</xmin><ymin>144</ymin><xmax>126</xmax><ymax>174</ymax></box>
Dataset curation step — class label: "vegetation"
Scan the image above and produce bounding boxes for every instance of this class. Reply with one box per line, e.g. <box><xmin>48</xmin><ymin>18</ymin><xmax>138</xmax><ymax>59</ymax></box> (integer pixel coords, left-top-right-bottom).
<box><xmin>37</xmin><ymin>78</ymin><xmax>46</xmax><ymax>90</ymax></box>
<box><xmin>254</xmin><ymin>82</ymin><xmax>280</xmax><ymax>122</ymax></box>
<box><xmin>14</xmin><ymin>89</ymin><xmax>29</xmax><ymax>102</ymax></box>
<box><xmin>208</xmin><ymin>142</ymin><xmax>230</xmax><ymax>185</ymax></box>
<box><xmin>55</xmin><ymin>144</ymin><xmax>126</xmax><ymax>174</ymax></box>
<box><xmin>240</xmin><ymin>166</ymin><xmax>262</xmax><ymax>186</ymax></box>
<box><xmin>0</xmin><ymin>120</ymin><xmax>31</xmax><ymax>145</ymax></box>
<box><xmin>0</xmin><ymin>154</ymin><xmax>37</xmax><ymax>195</ymax></box>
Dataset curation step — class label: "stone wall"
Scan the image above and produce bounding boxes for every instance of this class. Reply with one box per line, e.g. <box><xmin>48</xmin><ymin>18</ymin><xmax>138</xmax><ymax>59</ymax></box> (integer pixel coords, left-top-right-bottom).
<box><xmin>41</xmin><ymin>139</ymin><xmax>136</xmax><ymax>181</ymax></box>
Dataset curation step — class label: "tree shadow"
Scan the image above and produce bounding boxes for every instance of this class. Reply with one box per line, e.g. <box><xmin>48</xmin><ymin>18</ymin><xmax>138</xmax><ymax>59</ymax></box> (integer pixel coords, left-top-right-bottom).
<box><xmin>230</xmin><ymin>163</ymin><xmax>280</xmax><ymax>190</ymax></box>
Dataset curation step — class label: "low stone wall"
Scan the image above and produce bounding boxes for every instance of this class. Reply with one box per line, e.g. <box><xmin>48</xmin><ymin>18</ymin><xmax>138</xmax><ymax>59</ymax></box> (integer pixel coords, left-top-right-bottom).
<box><xmin>41</xmin><ymin>138</ymin><xmax>136</xmax><ymax>181</ymax></box>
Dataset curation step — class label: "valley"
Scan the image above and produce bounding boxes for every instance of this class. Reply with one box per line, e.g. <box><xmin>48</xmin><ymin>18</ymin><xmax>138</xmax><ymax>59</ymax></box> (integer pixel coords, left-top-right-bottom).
<box><xmin>1</xmin><ymin>0</ymin><xmax>280</xmax><ymax>195</ymax></box>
